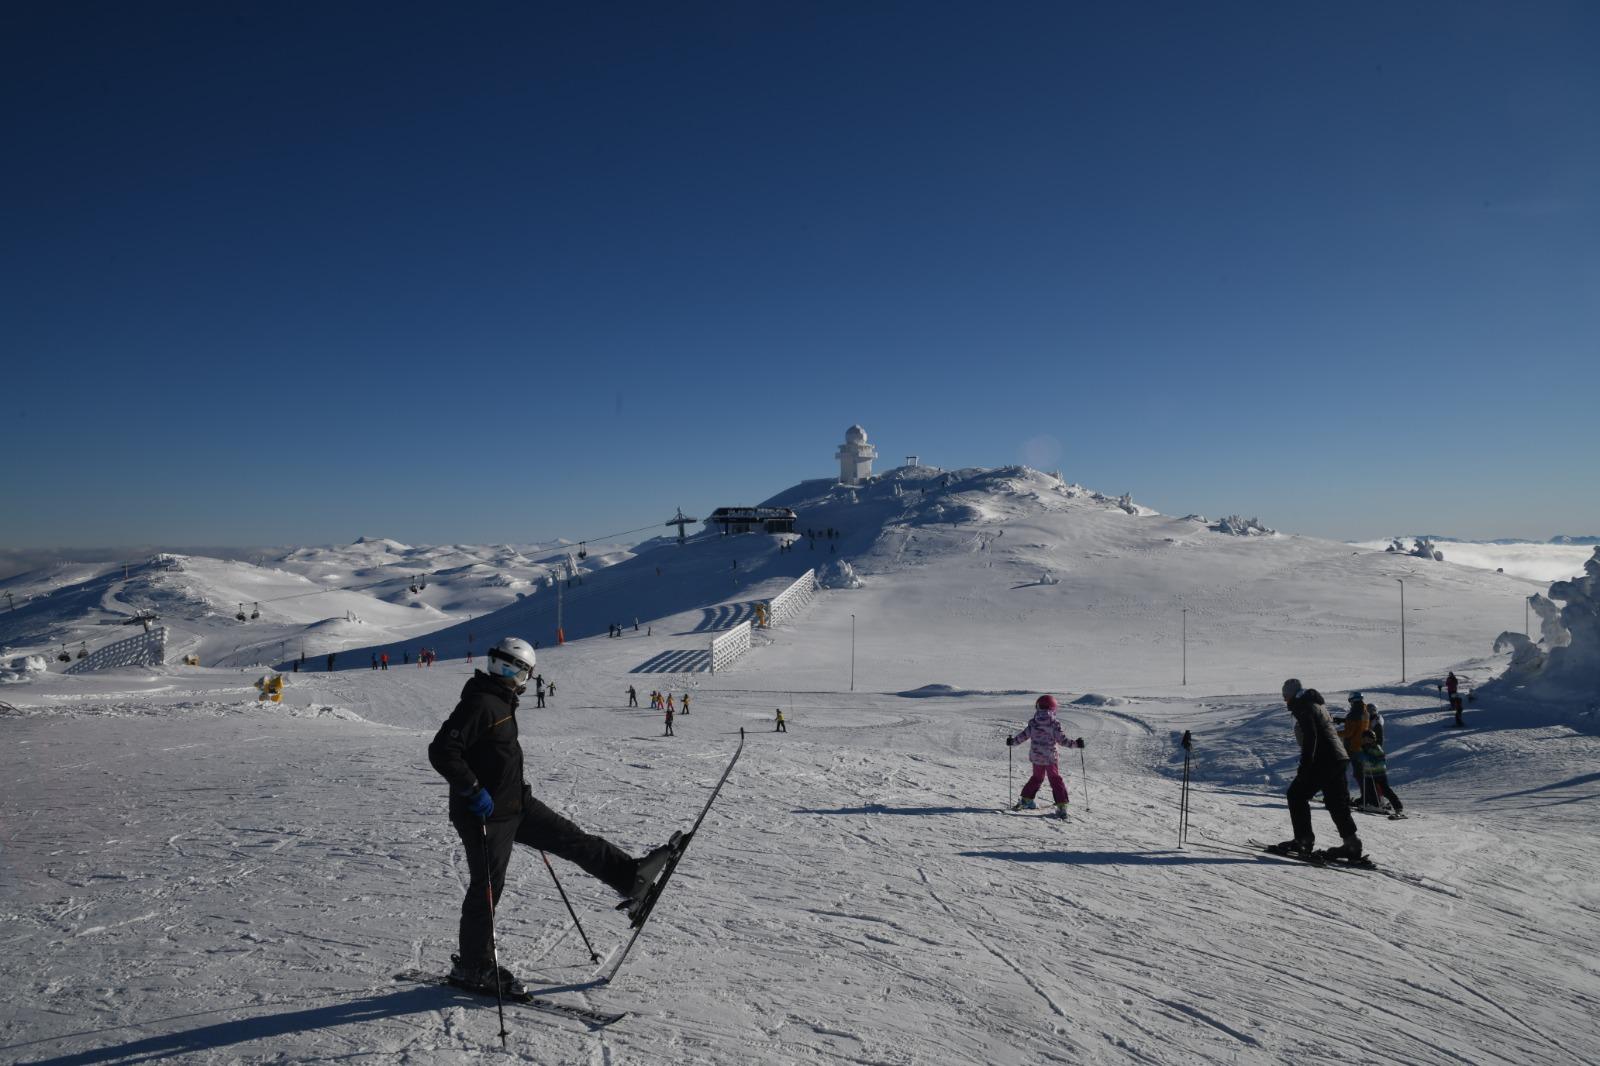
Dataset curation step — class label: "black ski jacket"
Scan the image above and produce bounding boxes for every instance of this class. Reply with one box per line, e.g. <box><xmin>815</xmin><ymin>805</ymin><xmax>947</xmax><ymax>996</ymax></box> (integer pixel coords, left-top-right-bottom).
<box><xmin>1288</xmin><ymin>688</ymin><xmax>1348</xmax><ymax>773</ymax></box>
<box><xmin>429</xmin><ymin>671</ymin><xmax>525</xmax><ymax>823</ymax></box>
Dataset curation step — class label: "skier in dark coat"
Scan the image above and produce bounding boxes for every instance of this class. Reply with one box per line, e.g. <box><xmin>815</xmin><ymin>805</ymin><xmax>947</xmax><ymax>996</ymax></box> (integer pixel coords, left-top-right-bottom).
<box><xmin>429</xmin><ymin>636</ymin><xmax>677</xmax><ymax>994</ymax></box>
<box><xmin>1276</xmin><ymin>679</ymin><xmax>1364</xmax><ymax>860</ymax></box>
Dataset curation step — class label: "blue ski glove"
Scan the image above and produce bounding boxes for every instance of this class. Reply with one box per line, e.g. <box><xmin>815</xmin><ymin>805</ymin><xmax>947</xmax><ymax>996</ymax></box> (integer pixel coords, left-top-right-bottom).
<box><xmin>460</xmin><ymin>786</ymin><xmax>493</xmax><ymax>819</ymax></box>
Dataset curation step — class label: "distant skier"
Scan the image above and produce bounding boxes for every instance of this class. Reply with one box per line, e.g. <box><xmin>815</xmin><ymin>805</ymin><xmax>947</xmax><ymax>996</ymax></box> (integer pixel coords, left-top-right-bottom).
<box><xmin>380</xmin><ymin>652</ymin><xmax>389</xmax><ymax>671</ymax></box>
<box><xmin>1005</xmin><ymin>695</ymin><xmax>1083</xmax><ymax>818</ymax></box>
<box><xmin>774</xmin><ymin>707</ymin><xmax>786</xmax><ymax>732</ymax></box>
<box><xmin>534</xmin><ymin>676</ymin><xmax>546</xmax><ymax>709</ymax></box>
<box><xmin>1337</xmin><ymin>693</ymin><xmax>1370</xmax><ymax>798</ymax></box>
<box><xmin>1366</xmin><ymin>702</ymin><xmax>1385</xmax><ymax>746</ymax></box>
<box><xmin>1446</xmin><ymin>671</ymin><xmax>1459</xmax><ymax>698</ymax></box>
<box><xmin>1274</xmin><ymin>679</ymin><xmax>1364</xmax><ymax>860</ymax></box>
<box><xmin>680</xmin><ymin>693</ymin><xmax>690</xmax><ymax>715</ymax></box>
<box><xmin>371</xmin><ymin>653</ymin><xmax>378</xmax><ymax>671</ymax></box>
<box><xmin>428</xmin><ymin>637</ymin><xmax>678</xmax><ymax>995</ymax></box>
<box><xmin>628</xmin><ymin>685</ymin><xmax>638</xmax><ymax>708</ymax></box>
<box><xmin>663</xmin><ymin>704</ymin><xmax>675</xmax><ymax>737</ymax></box>
<box><xmin>326</xmin><ymin>653</ymin><xmax>335</xmax><ymax>672</ymax></box>
<box><xmin>1352</xmin><ymin>729</ymin><xmax>1404</xmax><ymax>817</ymax></box>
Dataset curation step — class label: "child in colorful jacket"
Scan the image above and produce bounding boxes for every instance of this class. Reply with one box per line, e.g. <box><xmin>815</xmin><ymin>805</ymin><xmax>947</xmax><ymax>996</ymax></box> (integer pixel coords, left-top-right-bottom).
<box><xmin>1006</xmin><ymin>695</ymin><xmax>1084</xmax><ymax>817</ymax></box>
<box><xmin>1351</xmin><ymin>729</ymin><xmax>1404</xmax><ymax>815</ymax></box>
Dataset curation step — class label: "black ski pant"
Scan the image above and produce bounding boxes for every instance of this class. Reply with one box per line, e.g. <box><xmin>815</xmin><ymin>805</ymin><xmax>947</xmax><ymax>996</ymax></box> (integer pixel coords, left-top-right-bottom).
<box><xmin>452</xmin><ymin>794</ymin><xmax>636</xmax><ymax>968</ymax></box>
<box><xmin>1287</xmin><ymin>762</ymin><xmax>1359</xmax><ymax>845</ymax></box>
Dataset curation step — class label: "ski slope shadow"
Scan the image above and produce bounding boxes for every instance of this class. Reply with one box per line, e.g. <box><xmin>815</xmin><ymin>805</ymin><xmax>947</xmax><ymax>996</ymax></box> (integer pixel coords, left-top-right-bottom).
<box><xmin>687</xmin><ymin>601</ymin><xmax>759</xmax><ymax>633</ymax></box>
<box><xmin>630</xmin><ymin>649</ymin><xmax>711</xmax><ymax>673</ymax></box>
<box><xmin>1481</xmin><ymin>770</ymin><xmax>1600</xmax><ymax>807</ymax></box>
<box><xmin>794</xmin><ymin>803</ymin><xmax>995</xmax><ymax>816</ymax></box>
<box><xmin>6</xmin><ymin>986</ymin><xmax>445</xmax><ymax>1066</ymax></box>
<box><xmin>961</xmin><ymin>849</ymin><xmax>1257</xmax><ymax>868</ymax></box>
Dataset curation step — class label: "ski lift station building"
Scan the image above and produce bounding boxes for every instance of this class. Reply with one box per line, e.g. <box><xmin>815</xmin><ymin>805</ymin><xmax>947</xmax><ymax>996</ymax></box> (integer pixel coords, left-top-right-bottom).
<box><xmin>704</xmin><ymin>506</ymin><xmax>798</xmax><ymax>535</ymax></box>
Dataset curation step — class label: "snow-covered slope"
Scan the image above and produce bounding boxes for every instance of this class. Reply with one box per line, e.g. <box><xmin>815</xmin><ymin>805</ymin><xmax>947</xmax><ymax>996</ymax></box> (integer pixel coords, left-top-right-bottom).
<box><xmin>0</xmin><ymin>538</ymin><xmax>630</xmax><ymax>672</ymax></box>
<box><xmin>2</xmin><ymin>466</ymin><xmax>1595</xmax><ymax>1064</ymax></box>
<box><xmin>338</xmin><ymin>466</ymin><xmax>1540</xmax><ymax>699</ymax></box>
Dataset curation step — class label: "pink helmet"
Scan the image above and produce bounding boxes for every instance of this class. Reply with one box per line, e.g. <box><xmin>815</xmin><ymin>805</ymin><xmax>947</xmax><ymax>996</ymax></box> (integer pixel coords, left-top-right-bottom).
<box><xmin>1035</xmin><ymin>694</ymin><xmax>1058</xmax><ymax>712</ymax></box>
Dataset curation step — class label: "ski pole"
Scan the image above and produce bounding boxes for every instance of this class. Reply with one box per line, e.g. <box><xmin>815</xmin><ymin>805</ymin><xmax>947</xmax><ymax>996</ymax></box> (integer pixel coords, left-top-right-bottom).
<box><xmin>1180</xmin><ymin>752</ymin><xmax>1190</xmax><ymax>846</ymax></box>
<box><xmin>540</xmin><ymin>850</ymin><xmax>600</xmax><ymax>963</ymax></box>
<box><xmin>1079</xmin><ymin>744</ymin><xmax>1090</xmax><ymax>812</ymax></box>
<box><xmin>1007</xmin><ymin>734</ymin><xmax>1013</xmax><ymax>806</ymax></box>
<box><xmin>1178</xmin><ymin>730</ymin><xmax>1192</xmax><ymax>847</ymax></box>
<box><xmin>479</xmin><ymin>822</ymin><xmax>509</xmax><ymax>1048</ymax></box>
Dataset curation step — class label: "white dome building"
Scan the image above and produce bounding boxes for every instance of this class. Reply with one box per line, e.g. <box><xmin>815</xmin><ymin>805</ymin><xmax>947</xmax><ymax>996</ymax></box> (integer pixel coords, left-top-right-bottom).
<box><xmin>835</xmin><ymin>424</ymin><xmax>877</xmax><ymax>485</ymax></box>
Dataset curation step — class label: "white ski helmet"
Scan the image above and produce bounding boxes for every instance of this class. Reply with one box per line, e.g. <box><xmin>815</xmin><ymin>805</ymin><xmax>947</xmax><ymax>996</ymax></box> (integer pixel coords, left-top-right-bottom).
<box><xmin>487</xmin><ymin>637</ymin><xmax>537</xmax><ymax>685</ymax></box>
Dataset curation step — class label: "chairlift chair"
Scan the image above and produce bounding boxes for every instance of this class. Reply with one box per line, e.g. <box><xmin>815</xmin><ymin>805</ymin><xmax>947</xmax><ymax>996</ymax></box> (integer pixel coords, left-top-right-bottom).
<box><xmin>76</xmin><ymin>642</ymin><xmax>87</xmax><ymax>659</ymax></box>
<box><xmin>236</xmin><ymin>603</ymin><xmax>247</xmax><ymax>621</ymax></box>
<box><xmin>58</xmin><ymin>647</ymin><xmax>71</xmax><ymax>662</ymax></box>
<box><xmin>250</xmin><ymin>603</ymin><xmax>260</xmax><ymax>620</ymax></box>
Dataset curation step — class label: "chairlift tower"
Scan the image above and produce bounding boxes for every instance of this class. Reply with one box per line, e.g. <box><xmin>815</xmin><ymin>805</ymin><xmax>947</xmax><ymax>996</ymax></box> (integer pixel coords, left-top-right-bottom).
<box><xmin>666</xmin><ymin>508</ymin><xmax>698</xmax><ymax>545</ymax></box>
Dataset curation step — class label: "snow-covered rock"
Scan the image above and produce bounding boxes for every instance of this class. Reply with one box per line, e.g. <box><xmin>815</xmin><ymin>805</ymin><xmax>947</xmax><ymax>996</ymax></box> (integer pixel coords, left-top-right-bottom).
<box><xmin>1387</xmin><ymin>536</ymin><xmax>1444</xmax><ymax>561</ymax></box>
<box><xmin>820</xmin><ymin>561</ymin><xmax>863</xmax><ymax>589</ymax></box>
<box><xmin>1489</xmin><ymin>547</ymin><xmax>1600</xmax><ymax>700</ymax></box>
<box><xmin>1210</xmin><ymin>515</ymin><xmax>1275</xmax><ymax>537</ymax></box>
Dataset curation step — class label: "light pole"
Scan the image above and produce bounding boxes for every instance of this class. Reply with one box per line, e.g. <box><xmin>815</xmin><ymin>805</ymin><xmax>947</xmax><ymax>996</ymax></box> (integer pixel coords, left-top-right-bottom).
<box><xmin>1397</xmin><ymin>578</ymin><xmax>1406</xmax><ymax>683</ymax></box>
<box><xmin>1182</xmin><ymin>608</ymin><xmax>1188</xmax><ymax>686</ymax></box>
<box><xmin>850</xmin><ymin>614</ymin><xmax>856</xmax><ymax>692</ymax></box>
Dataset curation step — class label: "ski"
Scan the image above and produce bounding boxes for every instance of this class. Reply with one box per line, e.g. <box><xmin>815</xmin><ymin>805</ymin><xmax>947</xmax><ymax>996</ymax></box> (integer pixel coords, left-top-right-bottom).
<box><xmin>598</xmin><ymin>727</ymin><xmax>745</xmax><ymax>985</ymax></box>
<box><xmin>1247</xmin><ymin>838</ymin><xmax>1376</xmax><ymax>870</ymax></box>
<box><xmin>1000</xmin><ymin>807</ymin><xmax>1067</xmax><ymax>818</ymax></box>
<box><xmin>393</xmin><ymin>969</ymin><xmax>627</xmax><ymax>1027</ymax></box>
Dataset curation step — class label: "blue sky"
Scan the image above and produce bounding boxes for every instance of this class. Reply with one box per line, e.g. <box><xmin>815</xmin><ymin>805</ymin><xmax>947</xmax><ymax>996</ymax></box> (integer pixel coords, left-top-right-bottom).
<box><xmin>3</xmin><ymin>1</ymin><xmax>1596</xmax><ymax>549</ymax></box>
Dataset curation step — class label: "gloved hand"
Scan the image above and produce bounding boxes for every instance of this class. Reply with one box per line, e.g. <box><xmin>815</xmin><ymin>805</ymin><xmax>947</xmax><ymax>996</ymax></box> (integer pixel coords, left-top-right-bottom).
<box><xmin>460</xmin><ymin>786</ymin><xmax>494</xmax><ymax>819</ymax></box>
<box><xmin>1076</xmin><ymin>737</ymin><xmax>1085</xmax><ymax>748</ymax></box>
<box><xmin>1005</xmin><ymin>736</ymin><xmax>1016</xmax><ymax>746</ymax></box>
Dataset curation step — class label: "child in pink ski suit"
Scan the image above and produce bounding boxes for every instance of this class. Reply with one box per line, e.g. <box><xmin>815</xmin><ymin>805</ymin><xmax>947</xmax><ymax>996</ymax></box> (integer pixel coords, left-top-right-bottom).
<box><xmin>1007</xmin><ymin>695</ymin><xmax>1084</xmax><ymax>813</ymax></box>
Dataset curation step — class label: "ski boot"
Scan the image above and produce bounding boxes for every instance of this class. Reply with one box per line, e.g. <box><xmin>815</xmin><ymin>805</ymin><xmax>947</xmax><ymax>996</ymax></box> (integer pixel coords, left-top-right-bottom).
<box><xmin>617</xmin><ymin>831</ymin><xmax>683</xmax><ymax>915</ymax></box>
<box><xmin>1012</xmin><ymin>798</ymin><xmax>1037</xmax><ymax>811</ymax></box>
<box><xmin>449</xmin><ymin>955</ymin><xmax>527</xmax><ymax>997</ymax></box>
<box><xmin>1266</xmin><ymin>837</ymin><xmax>1314</xmax><ymax>858</ymax></box>
<box><xmin>1052</xmin><ymin>802</ymin><xmax>1068</xmax><ymax>820</ymax></box>
<box><xmin>1318</xmin><ymin>834</ymin><xmax>1367</xmax><ymax>864</ymax></box>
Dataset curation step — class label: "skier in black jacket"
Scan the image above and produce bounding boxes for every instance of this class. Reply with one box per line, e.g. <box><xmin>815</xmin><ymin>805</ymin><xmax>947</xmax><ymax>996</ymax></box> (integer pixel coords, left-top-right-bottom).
<box><xmin>429</xmin><ymin>636</ymin><xmax>677</xmax><ymax>993</ymax></box>
<box><xmin>1275</xmin><ymin>678</ymin><xmax>1364</xmax><ymax>861</ymax></box>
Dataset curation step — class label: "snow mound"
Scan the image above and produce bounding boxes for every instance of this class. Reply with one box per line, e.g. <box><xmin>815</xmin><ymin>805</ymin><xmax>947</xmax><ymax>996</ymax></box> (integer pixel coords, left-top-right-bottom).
<box><xmin>289</xmin><ymin>703</ymin><xmax>369</xmax><ymax>722</ymax></box>
<box><xmin>1071</xmin><ymin>692</ymin><xmax>1126</xmax><ymax>707</ymax></box>
<box><xmin>897</xmin><ymin>684</ymin><xmax>968</xmax><ymax>698</ymax></box>
<box><xmin>1210</xmin><ymin>515</ymin><xmax>1275</xmax><ymax>537</ymax></box>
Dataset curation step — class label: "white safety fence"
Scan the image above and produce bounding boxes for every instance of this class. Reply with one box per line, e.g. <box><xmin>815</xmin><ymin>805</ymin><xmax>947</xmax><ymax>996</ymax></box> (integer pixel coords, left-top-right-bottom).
<box><xmin>709</xmin><ymin>620</ymin><xmax>752</xmax><ymax>674</ymax></box>
<box><xmin>65</xmin><ymin>626</ymin><xmax>167</xmax><ymax>674</ymax></box>
<box><xmin>767</xmin><ymin>568</ymin><xmax>819</xmax><ymax>628</ymax></box>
